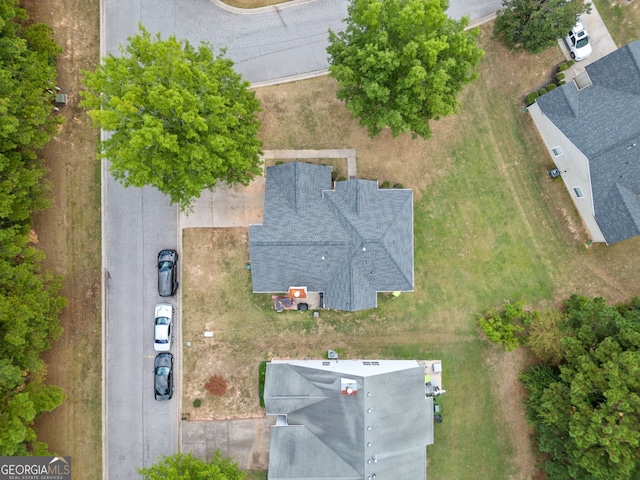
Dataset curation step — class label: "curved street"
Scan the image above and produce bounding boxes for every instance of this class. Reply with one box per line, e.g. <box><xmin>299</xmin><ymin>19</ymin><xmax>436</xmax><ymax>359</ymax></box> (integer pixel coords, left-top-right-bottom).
<box><xmin>103</xmin><ymin>0</ymin><xmax>502</xmax><ymax>84</ymax></box>
<box><xmin>101</xmin><ymin>0</ymin><xmax>503</xmax><ymax>478</ymax></box>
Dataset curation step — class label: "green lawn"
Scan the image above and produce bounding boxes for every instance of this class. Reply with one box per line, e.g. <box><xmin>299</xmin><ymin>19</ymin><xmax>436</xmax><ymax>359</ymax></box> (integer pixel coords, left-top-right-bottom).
<box><xmin>594</xmin><ymin>0</ymin><xmax>640</xmax><ymax>47</ymax></box>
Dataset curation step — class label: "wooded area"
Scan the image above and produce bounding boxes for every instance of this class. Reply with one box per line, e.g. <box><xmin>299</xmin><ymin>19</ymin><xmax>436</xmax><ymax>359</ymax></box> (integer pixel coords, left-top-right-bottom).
<box><xmin>478</xmin><ymin>296</ymin><xmax>640</xmax><ymax>479</ymax></box>
<box><xmin>522</xmin><ymin>296</ymin><xmax>640</xmax><ymax>480</ymax></box>
<box><xmin>0</xmin><ymin>0</ymin><xmax>67</xmax><ymax>455</ymax></box>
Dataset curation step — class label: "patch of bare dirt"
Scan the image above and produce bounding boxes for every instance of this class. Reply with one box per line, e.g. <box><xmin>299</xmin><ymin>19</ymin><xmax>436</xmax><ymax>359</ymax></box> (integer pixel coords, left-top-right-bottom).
<box><xmin>485</xmin><ymin>348</ymin><xmax>539</xmax><ymax>480</ymax></box>
<box><xmin>256</xmin><ymin>76</ymin><xmax>453</xmax><ymax>202</ymax></box>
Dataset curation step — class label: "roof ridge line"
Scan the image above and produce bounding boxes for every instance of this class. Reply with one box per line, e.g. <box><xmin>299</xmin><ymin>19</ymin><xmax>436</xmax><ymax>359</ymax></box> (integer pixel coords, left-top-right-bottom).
<box><xmin>591</xmin><ymin>131</ymin><xmax>640</xmax><ymax>158</ymax></box>
<box><xmin>376</xmin><ymin>194</ymin><xmax>413</xmax><ymax>287</ymax></box>
<box><xmin>614</xmin><ymin>182</ymin><xmax>640</xmax><ymax>234</ymax></box>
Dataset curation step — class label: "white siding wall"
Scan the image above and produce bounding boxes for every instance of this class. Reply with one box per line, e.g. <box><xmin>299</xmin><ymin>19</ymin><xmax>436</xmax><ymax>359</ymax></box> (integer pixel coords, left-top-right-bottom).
<box><xmin>528</xmin><ymin>102</ymin><xmax>606</xmax><ymax>243</ymax></box>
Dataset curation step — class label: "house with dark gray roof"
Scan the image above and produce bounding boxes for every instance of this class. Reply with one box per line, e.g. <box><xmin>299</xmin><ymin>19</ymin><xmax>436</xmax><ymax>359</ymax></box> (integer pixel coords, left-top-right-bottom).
<box><xmin>529</xmin><ymin>40</ymin><xmax>640</xmax><ymax>245</ymax></box>
<box><xmin>264</xmin><ymin>359</ymin><xmax>436</xmax><ymax>480</ymax></box>
<box><xmin>249</xmin><ymin>162</ymin><xmax>414</xmax><ymax>311</ymax></box>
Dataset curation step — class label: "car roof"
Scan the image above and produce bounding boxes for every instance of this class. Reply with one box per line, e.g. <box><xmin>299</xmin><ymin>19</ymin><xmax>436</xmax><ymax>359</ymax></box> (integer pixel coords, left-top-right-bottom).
<box><xmin>158</xmin><ymin>268</ymin><xmax>174</xmax><ymax>296</ymax></box>
<box><xmin>155</xmin><ymin>370</ymin><xmax>171</xmax><ymax>396</ymax></box>
<box><xmin>155</xmin><ymin>324</ymin><xmax>170</xmax><ymax>341</ymax></box>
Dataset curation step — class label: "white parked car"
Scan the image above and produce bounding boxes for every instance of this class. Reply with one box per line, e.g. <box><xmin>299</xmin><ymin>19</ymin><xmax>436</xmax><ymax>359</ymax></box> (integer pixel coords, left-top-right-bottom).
<box><xmin>154</xmin><ymin>303</ymin><xmax>174</xmax><ymax>352</ymax></box>
<box><xmin>565</xmin><ymin>21</ymin><xmax>592</xmax><ymax>61</ymax></box>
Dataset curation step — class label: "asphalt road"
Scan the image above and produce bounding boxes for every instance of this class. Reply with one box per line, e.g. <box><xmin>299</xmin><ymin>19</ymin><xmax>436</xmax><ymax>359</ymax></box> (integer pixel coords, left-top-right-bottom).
<box><xmin>102</xmin><ymin>0</ymin><xmax>502</xmax><ymax>478</ymax></box>
<box><xmin>103</xmin><ymin>0</ymin><xmax>502</xmax><ymax>85</ymax></box>
<box><xmin>103</xmin><ymin>167</ymin><xmax>180</xmax><ymax>479</ymax></box>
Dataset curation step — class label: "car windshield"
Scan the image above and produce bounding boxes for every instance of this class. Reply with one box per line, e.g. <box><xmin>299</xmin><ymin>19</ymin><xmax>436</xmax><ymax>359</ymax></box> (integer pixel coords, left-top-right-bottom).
<box><xmin>158</xmin><ymin>260</ymin><xmax>173</xmax><ymax>269</ymax></box>
<box><xmin>156</xmin><ymin>366</ymin><xmax>170</xmax><ymax>375</ymax></box>
<box><xmin>576</xmin><ymin>37</ymin><xmax>589</xmax><ymax>48</ymax></box>
<box><xmin>156</xmin><ymin>317</ymin><xmax>170</xmax><ymax>325</ymax></box>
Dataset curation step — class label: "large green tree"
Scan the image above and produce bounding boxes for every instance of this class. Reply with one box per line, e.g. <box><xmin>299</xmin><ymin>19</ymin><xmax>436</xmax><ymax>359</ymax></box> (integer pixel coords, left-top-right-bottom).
<box><xmin>0</xmin><ymin>0</ymin><xmax>67</xmax><ymax>456</ymax></box>
<box><xmin>81</xmin><ymin>26</ymin><xmax>263</xmax><ymax>211</ymax></box>
<box><xmin>494</xmin><ymin>0</ymin><xmax>591</xmax><ymax>54</ymax></box>
<box><xmin>327</xmin><ymin>0</ymin><xmax>483</xmax><ymax>139</ymax></box>
<box><xmin>0</xmin><ymin>0</ymin><xmax>63</xmax><ymax>225</ymax></box>
<box><xmin>522</xmin><ymin>296</ymin><xmax>640</xmax><ymax>480</ymax></box>
<box><xmin>138</xmin><ymin>451</ymin><xmax>245</xmax><ymax>479</ymax></box>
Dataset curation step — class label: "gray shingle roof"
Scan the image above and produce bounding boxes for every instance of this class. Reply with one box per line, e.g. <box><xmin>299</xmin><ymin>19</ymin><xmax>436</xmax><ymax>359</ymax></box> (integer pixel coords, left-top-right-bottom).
<box><xmin>249</xmin><ymin>162</ymin><xmax>414</xmax><ymax>311</ymax></box>
<box><xmin>264</xmin><ymin>360</ymin><xmax>432</xmax><ymax>480</ymax></box>
<box><xmin>536</xmin><ymin>40</ymin><xmax>640</xmax><ymax>244</ymax></box>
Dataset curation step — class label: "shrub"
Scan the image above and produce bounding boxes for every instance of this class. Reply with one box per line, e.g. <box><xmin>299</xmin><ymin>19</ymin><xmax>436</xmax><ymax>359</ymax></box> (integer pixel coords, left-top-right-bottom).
<box><xmin>558</xmin><ymin>80</ymin><xmax>566</xmax><ymax>86</ymax></box>
<box><xmin>538</xmin><ymin>87</ymin><xmax>548</xmax><ymax>96</ymax></box>
<box><xmin>337</xmin><ymin>176</ymin><xmax>347</xmax><ymax>182</ymax></box>
<box><xmin>525</xmin><ymin>91</ymin><xmax>539</xmax><ymax>105</ymax></box>
<box><xmin>193</xmin><ymin>398</ymin><xmax>202</xmax><ymax>408</ymax></box>
<box><xmin>558</xmin><ymin>62</ymin><xmax>568</xmax><ymax>72</ymax></box>
<box><xmin>567</xmin><ymin>59</ymin><xmax>575</xmax><ymax>67</ymax></box>
<box><xmin>381</xmin><ymin>180</ymin><xmax>391</xmax><ymax>188</ymax></box>
<box><xmin>477</xmin><ymin>301</ymin><xmax>535</xmax><ymax>351</ymax></box>
<box><xmin>258</xmin><ymin>361</ymin><xmax>267</xmax><ymax>408</ymax></box>
<box><xmin>546</xmin><ymin>83</ymin><xmax>557</xmax><ymax>92</ymax></box>
<box><xmin>556</xmin><ymin>72</ymin><xmax>565</xmax><ymax>82</ymax></box>
<box><xmin>204</xmin><ymin>375</ymin><xmax>228</xmax><ymax>397</ymax></box>
<box><xmin>331</xmin><ymin>170</ymin><xmax>338</xmax><ymax>181</ymax></box>
<box><xmin>393</xmin><ymin>183</ymin><xmax>404</xmax><ymax>189</ymax></box>
<box><xmin>478</xmin><ymin>316</ymin><xmax>521</xmax><ymax>351</ymax></box>
<box><xmin>527</xmin><ymin>309</ymin><xmax>564</xmax><ymax>365</ymax></box>
<box><xmin>275</xmin><ymin>160</ymin><xmax>284</xmax><ymax>165</ymax></box>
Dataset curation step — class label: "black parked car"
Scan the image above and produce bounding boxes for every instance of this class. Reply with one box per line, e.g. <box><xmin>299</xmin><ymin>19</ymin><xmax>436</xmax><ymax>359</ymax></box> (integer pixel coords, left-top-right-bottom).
<box><xmin>157</xmin><ymin>249</ymin><xmax>178</xmax><ymax>297</ymax></box>
<box><xmin>154</xmin><ymin>353</ymin><xmax>174</xmax><ymax>400</ymax></box>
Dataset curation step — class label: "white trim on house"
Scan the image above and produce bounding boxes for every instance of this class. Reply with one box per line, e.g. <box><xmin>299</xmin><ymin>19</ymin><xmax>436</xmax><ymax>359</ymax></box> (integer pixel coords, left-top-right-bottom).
<box><xmin>528</xmin><ymin>102</ymin><xmax>606</xmax><ymax>243</ymax></box>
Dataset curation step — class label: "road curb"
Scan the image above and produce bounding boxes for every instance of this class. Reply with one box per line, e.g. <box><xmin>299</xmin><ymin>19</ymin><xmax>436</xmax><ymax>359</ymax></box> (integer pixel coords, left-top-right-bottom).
<box><xmin>466</xmin><ymin>12</ymin><xmax>496</xmax><ymax>30</ymax></box>
<box><xmin>247</xmin><ymin>11</ymin><xmax>498</xmax><ymax>88</ymax></box>
<box><xmin>176</xmin><ymin>204</ymin><xmax>184</xmax><ymax>457</ymax></box>
<box><xmin>250</xmin><ymin>69</ymin><xmax>328</xmax><ymax>89</ymax></box>
<box><xmin>100</xmin><ymin>0</ymin><xmax>108</xmax><ymax>474</ymax></box>
<box><xmin>209</xmin><ymin>0</ymin><xmax>321</xmax><ymax>15</ymax></box>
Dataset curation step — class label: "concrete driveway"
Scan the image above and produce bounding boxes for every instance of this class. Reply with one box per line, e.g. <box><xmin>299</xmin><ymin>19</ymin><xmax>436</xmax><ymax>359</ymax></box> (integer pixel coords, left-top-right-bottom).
<box><xmin>558</xmin><ymin>2</ymin><xmax>617</xmax><ymax>79</ymax></box>
<box><xmin>181</xmin><ymin>417</ymin><xmax>276</xmax><ymax>470</ymax></box>
<box><xmin>179</xmin><ymin>179</ymin><xmax>266</xmax><ymax>229</ymax></box>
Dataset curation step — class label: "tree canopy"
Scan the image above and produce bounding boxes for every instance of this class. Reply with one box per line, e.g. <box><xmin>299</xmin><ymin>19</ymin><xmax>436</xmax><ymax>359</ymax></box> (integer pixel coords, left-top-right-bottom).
<box><xmin>494</xmin><ymin>0</ymin><xmax>590</xmax><ymax>54</ymax></box>
<box><xmin>138</xmin><ymin>451</ymin><xmax>245</xmax><ymax>480</ymax></box>
<box><xmin>521</xmin><ymin>296</ymin><xmax>640</xmax><ymax>480</ymax></box>
<box><xmin>0</xmin><ymin>0</ymin><xmax>66</xmax><ymax>456</ymax></box>
<box><xmin>327</xmin><ymin>0</ymin><xmax>483</xmax><ymax>139</ymax></box>
<box><xmin>81</xmin><ymin>26</ymin><xmax>263</xmax><ymax>211</ymax></box>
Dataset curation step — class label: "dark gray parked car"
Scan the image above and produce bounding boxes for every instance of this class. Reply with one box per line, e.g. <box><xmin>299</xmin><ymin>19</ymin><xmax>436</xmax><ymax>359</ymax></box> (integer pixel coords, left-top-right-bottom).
<box><xmin>157</xmin><ymin>249</ymin><xmax>178</xmax><ymax>297</ymax></box>
<box><xmin>154</xmin><ymin>353</ymin><xmax>174</xmax><ymax>400</ymax></box>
